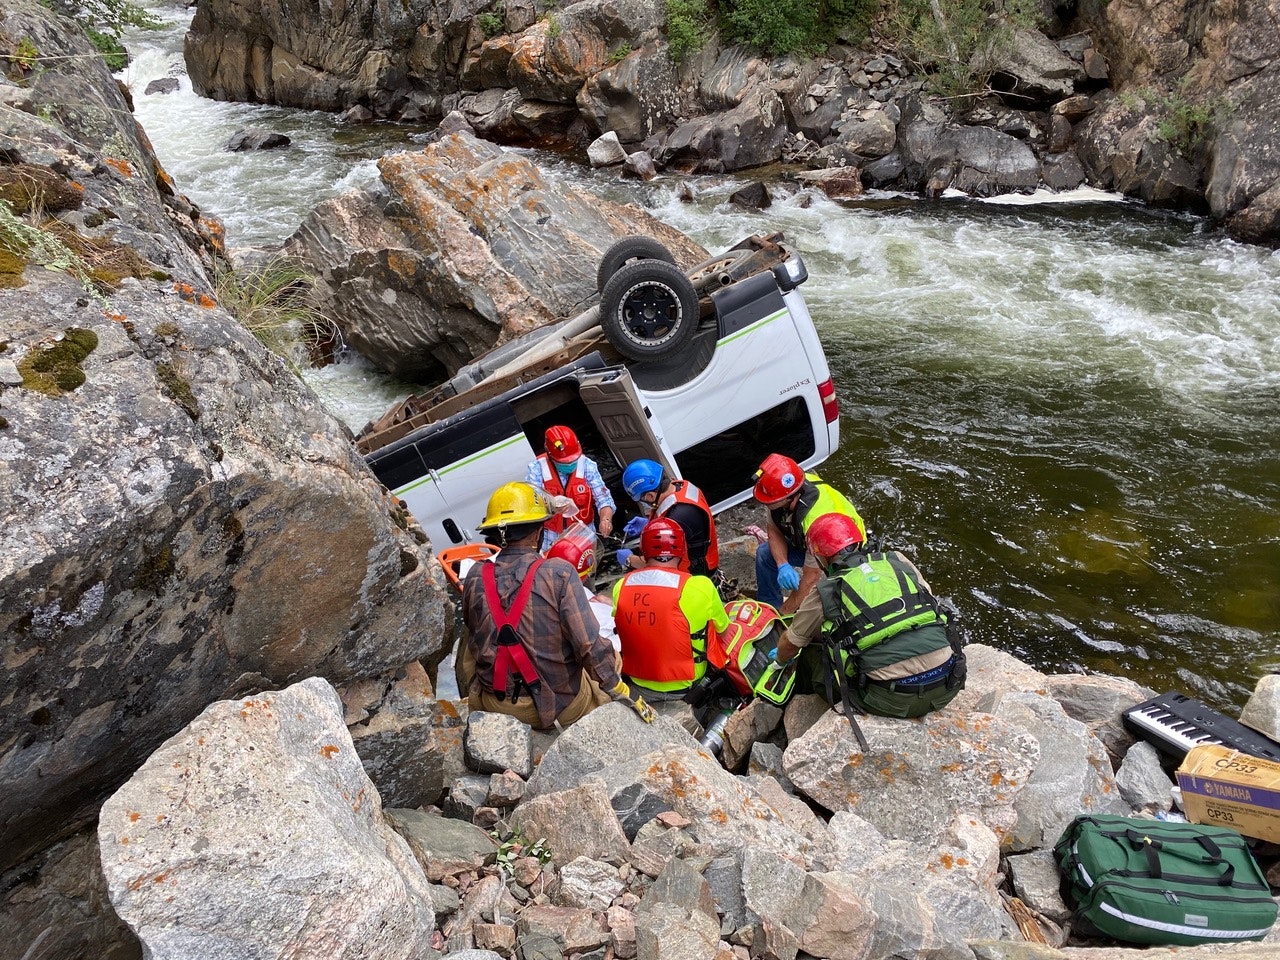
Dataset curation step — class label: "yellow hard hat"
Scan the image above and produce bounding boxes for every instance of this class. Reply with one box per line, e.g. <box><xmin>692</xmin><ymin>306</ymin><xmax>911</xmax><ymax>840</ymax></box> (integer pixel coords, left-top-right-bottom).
<box><xmin>478</xmin><ymin>481</ymin><xmax>553</xmax><ymax>530</ymax></box>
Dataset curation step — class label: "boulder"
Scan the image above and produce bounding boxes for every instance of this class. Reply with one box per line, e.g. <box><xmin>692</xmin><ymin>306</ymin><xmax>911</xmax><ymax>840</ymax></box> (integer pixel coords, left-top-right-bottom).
<box><xmin>783</xmin><ymin>709</ymin><xmax>1038</xmax><ymax>850</ymax></box>
<box><xmin>990</xmin><ymin>27</ymin><xmax>1086</xmax><ymax>107</ymax></box>
<box><xmin>225</xmin><ymin>127</ymin><xmax>291</xmax><ymax>151</ymax></box>
<box><xmin>98</xmin><ymin>678</ymin><xmax>437</xmax><ymax>958</ymax></box>
<box><xmin>285</xmin><ymin>128</ymin><xmax>706</xmax><ymax>382</ymax></box>
<box><xmin>347</xmin><ymin>663</ymin><xmax>467</xmax><ymax>810</ymax></box>
<box><xmin>1</xmin><ymin>0</ymin><xmax>447</xmax><ymax>886</ymax></box>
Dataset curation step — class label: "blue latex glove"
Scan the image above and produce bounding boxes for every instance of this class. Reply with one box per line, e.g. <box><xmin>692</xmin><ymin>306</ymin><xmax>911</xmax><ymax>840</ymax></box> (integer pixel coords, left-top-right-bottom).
<box><xmin>777</xmin><ymin>563</ymin><xmax>801</xmax><ymax>592</ymax></box>
<box><xmin>623</xmin><ymin>516</ymin><xmax>648</xmax><ymax>539</ymax></box>
<box><xmin>616</xmin><ymin>548</ymin><xmax>633</xmax><ymax>568</ymax></box>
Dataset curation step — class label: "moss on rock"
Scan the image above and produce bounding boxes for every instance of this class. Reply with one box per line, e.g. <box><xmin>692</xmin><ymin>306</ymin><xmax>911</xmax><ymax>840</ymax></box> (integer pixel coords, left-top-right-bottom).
<box><xmin>17</xmin><ymin>327</ymin><xmax>98</xmax><ymax>395</ymax></box>
<box><xmin>156</xmin><ymin>360</ymin><xmax>199</xmax><ymax>419</ymax></box>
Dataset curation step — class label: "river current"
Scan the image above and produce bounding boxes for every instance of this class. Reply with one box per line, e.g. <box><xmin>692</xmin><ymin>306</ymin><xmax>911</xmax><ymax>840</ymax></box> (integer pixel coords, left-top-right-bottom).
<box><xmin>119</xmin><ymin>10</ymin><xmax>1280</xmax><ymax>712</ymax></box>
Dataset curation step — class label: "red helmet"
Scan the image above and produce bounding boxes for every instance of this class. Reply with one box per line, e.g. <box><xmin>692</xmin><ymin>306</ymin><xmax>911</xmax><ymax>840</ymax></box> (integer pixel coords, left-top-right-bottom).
<box><xmin>640</xmin><ymin>517</ymin><xmax>687</xmax><ymax>561</ymax></box>
<box><xmin>547</xmin><ymin>528</ymin><xmax>597</xmax><ymax>581</ymax></box>
<box><xmin>806</xmin><ymin>512</ymin><xmax>865</xmax><ymax>563</ymax></box>
<box><xmin>753</xmin><ymin>453</ymin><xmax>803</xmax><ymax>505</ymax></box>
<box><xmin>544</xmin><ymin>426</ymin><xmax>582</xmax><ymax>463</ymax></box>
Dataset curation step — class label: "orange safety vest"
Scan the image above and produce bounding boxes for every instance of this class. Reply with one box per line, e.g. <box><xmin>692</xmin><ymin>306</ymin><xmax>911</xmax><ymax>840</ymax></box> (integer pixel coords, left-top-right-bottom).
<box><xmin>538</xmin><ymin>454</ymin><xmax>593</xmax><ymax>535</ymax></box>
<box><xmin>656</xmin><ymin>480</ymin><xmax>719</xmax><ymax>573</ymax></box>
<box><xmin>613</xmin><ymin>567</ymin><xmax>705</xmax><ymax>687</ymax></box>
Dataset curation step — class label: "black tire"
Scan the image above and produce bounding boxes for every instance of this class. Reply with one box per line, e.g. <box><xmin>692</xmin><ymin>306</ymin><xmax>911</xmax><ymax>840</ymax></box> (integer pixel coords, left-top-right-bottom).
<box><xmin>596</xmin><ymin>236</ymin><xmax>677</xmax><ymax>294</ymax></box>
<box><xmin>600</xmin><ymin>259</ymin><xmax>701</xmax><ymax>362</ymax></box>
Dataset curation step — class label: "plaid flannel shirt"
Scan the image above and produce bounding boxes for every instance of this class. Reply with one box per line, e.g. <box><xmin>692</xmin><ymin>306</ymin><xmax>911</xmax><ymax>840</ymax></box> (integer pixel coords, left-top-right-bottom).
<box><xmin>462</xmin><ymin>544</ymin><xmax>620</xmax><ymax>726</ymax></box>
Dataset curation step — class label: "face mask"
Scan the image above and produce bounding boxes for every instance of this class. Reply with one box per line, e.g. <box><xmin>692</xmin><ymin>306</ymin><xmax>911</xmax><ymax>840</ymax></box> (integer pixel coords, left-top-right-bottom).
<box><xmin>556</xmin><ymin>458</ymin><xmax>579</xmax><ymax>477</ymax></box>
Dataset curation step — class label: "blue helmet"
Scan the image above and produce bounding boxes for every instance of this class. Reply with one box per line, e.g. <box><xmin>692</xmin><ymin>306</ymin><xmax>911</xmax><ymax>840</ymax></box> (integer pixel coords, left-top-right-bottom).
<box><xmin>623</xmin><ymin>459</ymin><xmax>665</xmax><ymax>500</ymax></box>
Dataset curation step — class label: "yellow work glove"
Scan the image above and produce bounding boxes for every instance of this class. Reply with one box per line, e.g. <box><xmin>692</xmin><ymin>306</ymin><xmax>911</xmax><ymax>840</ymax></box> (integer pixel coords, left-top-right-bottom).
<box><xmin>610</xmin><ymin>680</ymin><xmax>656</xmax><ymax>723</ymax></box>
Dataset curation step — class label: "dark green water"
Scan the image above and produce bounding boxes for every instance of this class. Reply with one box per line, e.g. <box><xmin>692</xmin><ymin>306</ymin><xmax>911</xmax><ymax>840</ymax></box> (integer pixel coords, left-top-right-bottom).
<box><xmin>659</xmin><ymin>193</ymin><xmax>1280</xmax><ymax>713</ymax></box>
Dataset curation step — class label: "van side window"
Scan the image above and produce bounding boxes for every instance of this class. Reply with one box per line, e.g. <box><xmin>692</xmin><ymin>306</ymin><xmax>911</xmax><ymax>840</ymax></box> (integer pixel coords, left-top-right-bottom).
<box><xmin>674</xmin><ymin>397</ymin><xmax>817</xmax><ymax>505</ymax></box>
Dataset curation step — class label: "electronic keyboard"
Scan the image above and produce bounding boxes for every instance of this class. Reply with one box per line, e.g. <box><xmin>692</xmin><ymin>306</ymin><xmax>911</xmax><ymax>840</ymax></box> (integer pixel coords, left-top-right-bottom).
<box><xmin>1122</xmin><ymin>691</ymin><xmax>1280</xmax><ymax>762</ymax></box>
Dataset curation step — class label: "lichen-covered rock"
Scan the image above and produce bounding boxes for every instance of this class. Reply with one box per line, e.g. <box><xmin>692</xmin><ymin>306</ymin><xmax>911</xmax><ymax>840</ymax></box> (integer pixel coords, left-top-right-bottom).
<box><xmin>0</xmin><ymin>0</ymin><xmax>449</xmax><ymax>886</ymax></box>
<box><xmin>286</xmin><ymin>127</ymin><xmax>706</xmax><ymax>382</ymax></box>
<box><xmin>98</xmin><ymin>678</ymin><xmax>437</xmax><ymax>959</ymax></box>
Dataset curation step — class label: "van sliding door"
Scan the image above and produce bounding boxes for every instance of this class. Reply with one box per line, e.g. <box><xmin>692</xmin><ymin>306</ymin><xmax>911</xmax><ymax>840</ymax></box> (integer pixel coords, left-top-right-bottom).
<box><xmin>577</xmin><ymin>369</ymin><xmax>678</xmax><ymax>477</ymax></box>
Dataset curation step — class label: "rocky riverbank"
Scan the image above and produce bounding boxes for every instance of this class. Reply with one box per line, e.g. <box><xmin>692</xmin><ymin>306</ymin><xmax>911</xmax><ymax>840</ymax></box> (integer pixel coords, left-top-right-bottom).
<box><xmin>93</xmin><ymin>650</ymin><xmax>1280</xmax><ymax>960</ymax></box>
<box><xmin>181</xmin><ymin>0</ymin><xmax>1280</xmax><ymax>243</ymax></box>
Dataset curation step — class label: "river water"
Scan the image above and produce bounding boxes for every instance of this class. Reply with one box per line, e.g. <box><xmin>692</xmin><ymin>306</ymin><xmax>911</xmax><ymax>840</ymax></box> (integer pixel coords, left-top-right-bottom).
<box><xmin>119</xmin><ymin>12</ymin><xmax>1280</xmax><ymax>712</ymax></box>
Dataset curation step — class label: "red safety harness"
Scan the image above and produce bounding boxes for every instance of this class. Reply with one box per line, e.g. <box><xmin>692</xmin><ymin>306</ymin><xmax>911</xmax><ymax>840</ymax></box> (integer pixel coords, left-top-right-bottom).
<box><xmin>481</xmin><ymin>559</ymin><xmax>544</xmax><ymax>702</ymax></box>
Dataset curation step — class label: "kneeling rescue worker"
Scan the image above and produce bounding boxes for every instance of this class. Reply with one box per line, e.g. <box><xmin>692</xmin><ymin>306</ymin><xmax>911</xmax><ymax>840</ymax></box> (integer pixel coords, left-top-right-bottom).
<box><xmin>751</xmin><ymin>452</ymin><xmax>866</xmax><ymax>615</ymax></box>
<box><xmin>620</xmin><ymin>459</ymin><xmax>719</xmax><ymax>578</ymax></box>
<box><xmin>772</xmin><ymin>512</ymin><xmax>966</xmax><ymax>719</ymax></box>
<box><xmin>459</xmin><ymin>481</ymin><xmax>654</xmax><ymax>729</ymax></box>
<box><xmin>611</xmin><ymin>517</ymin><xmax>730</xmax><ymax>702</ymax></box>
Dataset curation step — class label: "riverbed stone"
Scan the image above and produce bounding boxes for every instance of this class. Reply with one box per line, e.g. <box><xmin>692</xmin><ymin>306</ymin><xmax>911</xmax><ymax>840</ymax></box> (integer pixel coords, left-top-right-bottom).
<box><xmin>465</xmin><ymin>711</ymin><xmax>534</xmax><ymax>777</ymax></box>
<box><xmin>98</xmin><ymin>678</ymin><xmax>437</xmax><ymax>959</ymax></box>
<box><xmin>994</xmin><ymin>691</ymin><xmax>1128</xmax><ymax>850</ymax></box>
<box><xmin>1239</xmin><ymin>674</ymin><xmax>1280</xmax><ymax>740</ymax></box>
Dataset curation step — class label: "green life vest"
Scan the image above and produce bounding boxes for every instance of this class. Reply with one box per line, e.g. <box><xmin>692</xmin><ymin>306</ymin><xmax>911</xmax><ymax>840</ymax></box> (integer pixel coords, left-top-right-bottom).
<box><xmin>815</xmin><ymin>551</ymin><xmax>946</xmax><ymax>653</ymax></box>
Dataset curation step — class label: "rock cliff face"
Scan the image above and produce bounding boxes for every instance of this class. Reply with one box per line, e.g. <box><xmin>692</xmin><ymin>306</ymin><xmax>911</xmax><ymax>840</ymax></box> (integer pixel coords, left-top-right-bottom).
<box><xmin>0</xmin><ymin>0</ymin><xmax>449</xmax><ymax>894</ymax></box>
<box><xmin>184</xmin><ymin>0</ymin><xmax>1280</xmax><ymax>243</ymax></box>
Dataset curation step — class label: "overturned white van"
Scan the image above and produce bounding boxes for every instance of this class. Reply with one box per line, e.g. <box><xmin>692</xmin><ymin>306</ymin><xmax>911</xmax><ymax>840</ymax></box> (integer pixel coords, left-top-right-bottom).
<box><xmin>356</xmin><ymin>232</ymin><xmax>841</xmax><ymax>549</ymax></box>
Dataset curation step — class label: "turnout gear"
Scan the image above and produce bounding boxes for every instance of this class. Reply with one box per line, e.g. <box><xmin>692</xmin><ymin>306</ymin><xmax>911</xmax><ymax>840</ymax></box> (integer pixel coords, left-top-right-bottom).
<box><xmin>544</xmin><ymin>425</ymin><xmax>582</xmax><ymax>463</ymax></box>
<box><xmin>641</xmin><ymin>517</ymin><xmax>687</xmax><ymax>561</ymax></box>
<box><xmin>479</xmin><ymin>482</ymin><xmax>553</xmax><ymax>530</ymax></box>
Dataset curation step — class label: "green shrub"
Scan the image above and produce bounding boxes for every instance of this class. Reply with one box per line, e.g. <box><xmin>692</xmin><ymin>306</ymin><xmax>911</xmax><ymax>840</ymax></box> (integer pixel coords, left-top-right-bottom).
<box><xmin>477</xmin><ymin>7</ymin><xmax>504</xmax><ymax>37</ymax></box>
<box><xmin>85</xmin><ymin>26</ymin><xmax>128</xmax><ymax>70</ymax></box>
<box><xmin>720</xmin><ymin>0</ymin><xmax>874</xmax><ymax>55</ymax></box>
<box><xmin>1156</xmin><ymin>83</ymin><xmax>1229</xmax><ymax>158</ymax></box>
<box><xmin>664</xmin><ymin>0</ymin><xmax>709</xmax><ymax>62</ymax></box>
<box><xmin>544</xmin><ymin>13</ymin><xmax>561</xmax><ymax>38</ymax></box>
<box><xmin>607</xmin><ymin>41</ymin><xmax>633</xmax><ymax>64</ymax></box>
<box><xmin>881</xmin><ymin>0</ymin><xmax>1042</xmax><ymax>101</ymax></box>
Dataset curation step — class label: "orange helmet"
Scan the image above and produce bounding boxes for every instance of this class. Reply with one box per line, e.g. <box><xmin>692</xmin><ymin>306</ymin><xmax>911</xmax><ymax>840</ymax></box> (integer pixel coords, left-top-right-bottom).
<box><xmin>806</xmin><ymin>512</ymin><xmax>865</xmax><ymax>564</ymax></box>
<box><xmin>640</xmin><ymin>517</ymin><xmax>687</xmax><ymax>561</ymax></box>
<box><xmin>544</xmin><ymin>426</ymin><xmax>582</xmax><ymax>464</ymax></box>
<box><xmin>753</xmin><ymin>453</ymin><xmax>803</xmax><ymax>505</ymax></box>
<box><xmin>546</xmin><ymin>522</ymin><xmax>597</xmax><ymax>581</ymax></box>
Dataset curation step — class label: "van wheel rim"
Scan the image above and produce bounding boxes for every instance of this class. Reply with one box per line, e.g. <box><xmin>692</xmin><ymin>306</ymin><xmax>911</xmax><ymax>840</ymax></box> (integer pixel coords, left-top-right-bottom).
<box><xmin>620</xmin><ymin>281</ymin><xmax>683</xmax><ymax>343</ymax></box>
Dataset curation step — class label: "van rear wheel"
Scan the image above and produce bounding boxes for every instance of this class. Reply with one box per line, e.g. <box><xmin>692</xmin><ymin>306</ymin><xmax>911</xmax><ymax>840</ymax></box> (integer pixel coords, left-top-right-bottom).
<box><xmin>597</xmin><ymin>236</ymin><xmax>677</xmax><ymax>294</ymax></box>
<box><xmin>600</xmin><ymin>259</ymin><xmax>700</xmax><ymax>362</ymax></box>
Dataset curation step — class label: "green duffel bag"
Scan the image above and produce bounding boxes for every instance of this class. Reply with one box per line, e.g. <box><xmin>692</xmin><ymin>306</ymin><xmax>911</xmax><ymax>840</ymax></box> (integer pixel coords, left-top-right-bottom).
<box><xmin>1055</xmin><ymin>814</ymin><xmax>1278</xmax><ymax>946</ymax></box>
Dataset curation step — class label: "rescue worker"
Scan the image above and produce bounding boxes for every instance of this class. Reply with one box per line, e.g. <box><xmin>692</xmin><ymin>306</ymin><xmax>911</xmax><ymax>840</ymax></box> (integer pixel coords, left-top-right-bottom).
<box><xmin>620</xmin><ymin>459</ymin><xmax>719</xmax><ymax>578</ymax></box>
<box><xmin>459</xmin><ymin>482</ymin><xmax>654</xmax><ymax>729</ymax></box>
<box><xmin>772</xmin><ymin>512</ymin><xmax>965</xmax><ymax>719</ymax></box>
<box><xmin>546</xmin><ymin>522</ymin><xmax>619</xmax><ymax>651</ymax></box>
<box><xmin>751</xmin><ymin>453</ymin><xmax>867</xmax><ymax>615</ymax></box>
<box><xmin>525</xmin><ymin>425</ymin><xmax>616</xmax><ymax>550</ymax></box>
<box><xmin>611</xmin><ymin>518</ymin><xmax>730</xmax><ymax>704</ymax></box>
